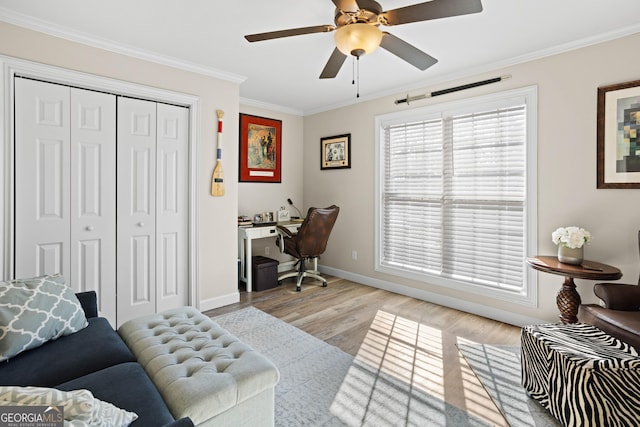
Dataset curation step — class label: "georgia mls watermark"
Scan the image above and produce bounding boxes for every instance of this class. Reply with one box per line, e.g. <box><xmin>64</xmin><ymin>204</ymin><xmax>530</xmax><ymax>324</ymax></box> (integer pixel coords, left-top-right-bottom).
<box><xmin>0</xmin><ymin>406</ymin><xmax>64</xmax><ymax>427</ymax></box>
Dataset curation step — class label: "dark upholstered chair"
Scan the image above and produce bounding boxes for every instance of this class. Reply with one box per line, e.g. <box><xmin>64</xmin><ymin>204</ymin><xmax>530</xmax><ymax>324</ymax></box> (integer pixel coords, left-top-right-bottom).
<box><xmin>276</xmin><ymin>205</ymin><xmax>339</xmax><ymax>292</ymax></box>
<box><xmin>579</xmin><ymin>230</ymin><xmax>640</xmax><ymax>349</ymax></box>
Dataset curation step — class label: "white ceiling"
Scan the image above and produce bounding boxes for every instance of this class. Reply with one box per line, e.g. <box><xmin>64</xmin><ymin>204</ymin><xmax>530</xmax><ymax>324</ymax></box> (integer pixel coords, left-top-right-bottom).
<box><xmin>2</xmin><ymin>0</ymin><xmax>640</xmax><ymax>115</ymax></box>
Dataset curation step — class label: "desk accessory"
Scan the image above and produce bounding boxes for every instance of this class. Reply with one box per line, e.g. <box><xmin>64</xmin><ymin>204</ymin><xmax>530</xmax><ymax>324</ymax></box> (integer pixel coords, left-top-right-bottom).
<box><xmin>253</xmin><ymin>212</ymin><xmax>276</xmax><ymax>227</ymax></box>
<box><xmin>238</xmin><ymin>215</ymin><xmax>252</xmax><ymax>226</ymax></box>
<box><xmin>287</xmin><ymin>198</ymin><xmax>304</xmax><ymax>219</ymax></box>
<box><xmin>211</xmin><ymin>109</ymin><xmax>225</xmax><ymax>196</ymax></box>
<box><xmin>277</xmin><ymin>207</ymin><xmax>290</xmax><ymax>222</ymax></box>
<box><xmin>252</xmin><ymin>221</ymin><xmax>277</xmax><ymax>227</ymax></box>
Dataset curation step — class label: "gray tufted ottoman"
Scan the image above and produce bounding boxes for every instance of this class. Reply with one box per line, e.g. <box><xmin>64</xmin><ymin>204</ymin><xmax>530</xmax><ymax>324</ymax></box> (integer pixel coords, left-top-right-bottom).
<box><xmin>117</xmin><ymin>307</ymin><xmax>280</xmax><ymax>426</ymax></box>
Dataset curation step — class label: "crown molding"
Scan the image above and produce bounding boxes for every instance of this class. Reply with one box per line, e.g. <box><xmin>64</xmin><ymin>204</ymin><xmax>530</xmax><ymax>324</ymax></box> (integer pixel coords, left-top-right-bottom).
<box><xmin>240</xmin><ymin>97</ymin><xmax>303</xmax><ymax>116</ymax></box>
<box><xmin>0</xmin><ymin>7</ymin><xmax>246</xmax><ymax>84</ymax></box>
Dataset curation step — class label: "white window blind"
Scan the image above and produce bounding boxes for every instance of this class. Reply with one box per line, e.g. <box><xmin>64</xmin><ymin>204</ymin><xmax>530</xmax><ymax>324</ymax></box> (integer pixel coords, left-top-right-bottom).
<box><xmin>379</xmin><ymin>90</ymin><xmax>532</xmax><ymax>296</ymax></box>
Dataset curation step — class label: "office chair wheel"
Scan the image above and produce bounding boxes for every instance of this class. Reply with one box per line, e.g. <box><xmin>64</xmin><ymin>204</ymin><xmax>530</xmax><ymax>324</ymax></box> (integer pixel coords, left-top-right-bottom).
<box><xmin>296</xmin><ymin>286</ymin><xmax>301</xmax><ymax>292</ymax></box>
<box><xmin>322</xmin><ymin>283</ymin><xmax>327</xmax><ymax>287</ymax></box>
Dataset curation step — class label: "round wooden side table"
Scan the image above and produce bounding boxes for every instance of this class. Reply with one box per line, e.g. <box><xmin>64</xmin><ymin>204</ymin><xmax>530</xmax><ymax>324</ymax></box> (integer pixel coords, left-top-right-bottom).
<box><xmin>526</xmin><ymin>256</ymin><xmax>622</xmax><ymax>324</ymax></box>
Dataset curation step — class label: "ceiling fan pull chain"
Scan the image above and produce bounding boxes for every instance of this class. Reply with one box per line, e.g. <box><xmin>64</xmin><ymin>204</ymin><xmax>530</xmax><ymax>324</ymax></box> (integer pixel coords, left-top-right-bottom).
<box><xmin>356</xmin><ymin>56</ymin><xmax>360</xmax><ymax>98</ymax></box>
<box><xmin>351</xmin><ymin>56</ymin><xmax>355</xmax><ymax>85</ymax></box>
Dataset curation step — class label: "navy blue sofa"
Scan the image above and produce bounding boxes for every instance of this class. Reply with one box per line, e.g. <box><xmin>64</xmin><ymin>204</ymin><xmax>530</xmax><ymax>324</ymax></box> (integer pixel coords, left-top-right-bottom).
<box><xmin>0</xmin><ymin>291</ymin><xmax>193</xmax><ymax>427</ymax></box>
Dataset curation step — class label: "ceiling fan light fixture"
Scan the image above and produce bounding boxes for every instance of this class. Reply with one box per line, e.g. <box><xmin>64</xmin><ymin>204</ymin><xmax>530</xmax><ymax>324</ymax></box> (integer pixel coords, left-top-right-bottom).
<box><xmin>334</xmin><ymin>23</ymin><xmax>382</xmax><ymax>57</ymax></box>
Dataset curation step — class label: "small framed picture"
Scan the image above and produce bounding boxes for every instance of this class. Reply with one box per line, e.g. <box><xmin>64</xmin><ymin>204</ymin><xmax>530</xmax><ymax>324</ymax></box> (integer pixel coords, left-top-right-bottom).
<box><xmin>597</xmin><ymin>79</ymin><xmax>640</xmax><ymax>188</ymax></box>
<box><xmin>321</xmin><ymin>134</ymin><xmax>351</xmax><ymax>170</ymax></box>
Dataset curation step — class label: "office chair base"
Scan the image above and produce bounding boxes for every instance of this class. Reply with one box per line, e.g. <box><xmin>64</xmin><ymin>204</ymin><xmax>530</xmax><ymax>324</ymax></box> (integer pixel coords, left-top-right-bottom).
<box><xmin>278</xmin><ymin>271</ymin><xmax>299</xmax><ymax>282</ymax></box>
<box><xmin>278</xmin><ymin>269</ymin><xmax>327</xmax><ymax>292</ymax></box>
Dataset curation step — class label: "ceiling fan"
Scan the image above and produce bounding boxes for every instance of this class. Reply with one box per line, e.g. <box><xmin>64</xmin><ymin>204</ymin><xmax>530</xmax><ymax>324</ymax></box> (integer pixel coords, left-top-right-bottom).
<box><xmin>244</xmin><ymin>0</ymin><xmax>483</xmax><ymax>79</ymax></box>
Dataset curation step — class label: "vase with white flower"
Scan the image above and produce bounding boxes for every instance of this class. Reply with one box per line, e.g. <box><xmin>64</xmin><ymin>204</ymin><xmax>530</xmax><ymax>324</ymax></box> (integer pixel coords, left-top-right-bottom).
<box><xmin>552</xmin><ymin>226</ymin><xmax>592</xmax><ymax>265</ymax></box>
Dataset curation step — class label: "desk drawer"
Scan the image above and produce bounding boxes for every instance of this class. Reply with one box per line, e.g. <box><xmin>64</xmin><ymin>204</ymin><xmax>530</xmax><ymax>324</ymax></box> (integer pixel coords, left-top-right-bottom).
<box><xmin>244</xmin><ymin>227</ymin><xmax>278</xmax><ymax>239</ymax></box>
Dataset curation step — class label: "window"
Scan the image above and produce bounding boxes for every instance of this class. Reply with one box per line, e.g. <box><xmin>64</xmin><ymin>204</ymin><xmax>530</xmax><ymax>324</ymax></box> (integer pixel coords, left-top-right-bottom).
<box><xmin>375</xmin><ymin>86</ymin><xmax>537</xmax><ymax>305</ymax></box>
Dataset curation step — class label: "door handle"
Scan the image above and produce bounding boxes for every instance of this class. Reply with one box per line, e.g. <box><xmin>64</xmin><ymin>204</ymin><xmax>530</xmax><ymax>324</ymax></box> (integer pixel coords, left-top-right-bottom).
<box><xmin>137</xmin><ymin>222</ymin><xmax>144</xmax><ymax>227</ymax></box>
<box><xmin>85</xmin><ymin>226</ymin><xmax>94</xmax><ymax>231</ymax></box>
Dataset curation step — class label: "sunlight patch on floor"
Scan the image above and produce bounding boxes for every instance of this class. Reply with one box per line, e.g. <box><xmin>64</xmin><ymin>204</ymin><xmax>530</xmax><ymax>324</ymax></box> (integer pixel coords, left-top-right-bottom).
<box><xmin>361</xmin><ymin>309</ymin><xmax>445</xmax><ymax>398</ymax></box>
<box><xmin>330</xmin><ymin>309</ymin><xmax>507</xmax><ymax>426</ymax></box>
<box><xmin>458</xmin><ymin>337</ymin><xmax>510</xmax><ymax>426</ymax></box>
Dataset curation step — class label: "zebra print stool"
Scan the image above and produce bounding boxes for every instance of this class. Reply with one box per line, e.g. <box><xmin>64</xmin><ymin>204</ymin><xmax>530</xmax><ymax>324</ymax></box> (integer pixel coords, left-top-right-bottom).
<box><xmin>521</xmin><ymin>323</ymin><xmax>640</xmax><ymax>427</ymax></box>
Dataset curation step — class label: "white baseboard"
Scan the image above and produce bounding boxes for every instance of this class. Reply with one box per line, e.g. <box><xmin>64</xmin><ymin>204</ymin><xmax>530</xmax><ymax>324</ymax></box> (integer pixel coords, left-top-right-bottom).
<box><xmin>199</xmin><ymin>291</ymin><xmax>240</xmax><ymax>312</ymax></box>
<box><xmin>319</xmin><ymin>265</ymin><xmax>546</xmax><ymax>327</ymax></box>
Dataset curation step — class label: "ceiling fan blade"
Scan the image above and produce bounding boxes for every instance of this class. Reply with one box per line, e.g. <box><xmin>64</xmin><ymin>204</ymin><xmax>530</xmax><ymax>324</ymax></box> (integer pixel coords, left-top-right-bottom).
<box><xmin>381</xmin><ymin>0</ymin><xmax>483</xmax><ymax>26</ymax></box>
<box><xmin>355</xmin><ymin>0</ymin><xmax>383</xmax><ymax>13</ymax></box>
<box><xmin>332</xmin><ymin>0</ymin><xmax>360</xmax><ymax>12</ymax></box>
<box><xmin>320</xmin><ymin>48</ymin><xmax>348</xmax><ymax>79</ymax></box>
<box><xmin>380</xmin><ymin>32</ymin><xmax>438</xmax><ymax>70</ymax></box>
<box><xmin>245</xmin><ymin>25</ymin><xmax>335</xmax><ymax>42</ymax></box>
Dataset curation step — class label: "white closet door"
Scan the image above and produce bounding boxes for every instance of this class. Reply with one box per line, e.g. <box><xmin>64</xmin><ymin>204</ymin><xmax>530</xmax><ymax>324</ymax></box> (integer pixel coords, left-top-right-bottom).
<box><xmin>117</xmin><ymin>97</ymin><xmax>157</xmax><ymax>325</ymax></box>
<box><xmin>156</xmin><ymin>103</ymin><xmax>189</xmax><ymax>312</ymax></box>
<box><xmin>15</xmin><ymin>78</ymin><xmax>71</xmax><ymax>280</ymax></box>
<box><xmin>15</xmin><ymin>79</ymin><xmax>117</xmax><ymax>323</ymax></box>
<box><xmin>70</xmin><ymin>88</ymin><xmax>116</xmax><ymax>321</ymax></box>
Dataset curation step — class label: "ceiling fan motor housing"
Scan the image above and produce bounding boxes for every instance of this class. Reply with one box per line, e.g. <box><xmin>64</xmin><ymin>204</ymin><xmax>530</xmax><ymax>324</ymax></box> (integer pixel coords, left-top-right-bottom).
<box><xmin>334</xmin><ymin>3</ymin><xmax>382</xmax><ymax>27</ymax></box>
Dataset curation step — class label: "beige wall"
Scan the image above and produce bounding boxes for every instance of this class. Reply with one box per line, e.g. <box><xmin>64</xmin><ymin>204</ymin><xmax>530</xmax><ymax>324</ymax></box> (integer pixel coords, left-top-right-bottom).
<box><xmin>303</xmin><ymin>33</ymin><xmax>640</xmax><ymax>324</ymax></box>
<box><xmin>0</xmin><ymin>21</ymin><xmax>241</xmax><ymax>308</ymax></box>
<box><xmin>4</xmin><ymin>19</ymin><xmax>639</xmax><ymax>324</ymax></box>
<box><xmin>238</xmin><ymin>104</ymin><xmax>304</xmax><ymax>262</ymax></box>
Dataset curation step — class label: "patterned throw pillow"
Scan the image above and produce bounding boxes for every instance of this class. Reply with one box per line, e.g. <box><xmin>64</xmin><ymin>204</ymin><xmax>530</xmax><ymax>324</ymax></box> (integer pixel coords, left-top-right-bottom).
<box><xmin>0</xmin><ymin>386</ymin><xmax>138</xmax><ymax>427</ymax></box>
<box><xmin>0</xmin><ymin>274</ymin><xmax>88</xmax><ymax>362</ymax></box>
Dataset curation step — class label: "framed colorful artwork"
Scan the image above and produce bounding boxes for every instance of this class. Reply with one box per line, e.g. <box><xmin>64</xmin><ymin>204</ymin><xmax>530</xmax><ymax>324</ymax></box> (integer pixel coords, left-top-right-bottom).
<box><xmin>597</xmin><ymin>79</ymin><xmax>640</xmax><ymax>188</ymax></box>
<box><xmin>320</xmin><ymin>133</ymin><xmax>351</xmax><ymax>170</ymax></box>
<box><xmin>239</xmin><ymin>113</ymin><xmax>282</xmax><ymax>183</ymax></box>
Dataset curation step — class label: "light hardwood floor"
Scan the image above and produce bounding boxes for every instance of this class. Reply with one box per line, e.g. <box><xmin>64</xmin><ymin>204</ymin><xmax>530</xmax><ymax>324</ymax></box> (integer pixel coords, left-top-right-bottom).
<box><xmin>204</xmin><ymin>275</ymin><xmax>523</xmax><ymax>426</ymax></box>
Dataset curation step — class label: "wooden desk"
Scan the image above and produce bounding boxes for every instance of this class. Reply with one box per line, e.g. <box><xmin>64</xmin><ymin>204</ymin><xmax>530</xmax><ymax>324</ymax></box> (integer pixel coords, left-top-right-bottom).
<box><xmin>238</xmin><ymin>221</ymin><xmax>301</xmax><ymax>292</ymax></box>
<box><xmin>526</xmin><ymin>256</ymin><xmax>622</xmax><ymax>324</ymax></box>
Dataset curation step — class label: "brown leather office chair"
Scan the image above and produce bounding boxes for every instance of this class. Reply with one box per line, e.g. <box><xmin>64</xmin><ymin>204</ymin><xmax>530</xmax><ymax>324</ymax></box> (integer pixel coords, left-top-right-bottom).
<box><xmin>276</xmin><ymin>205</ymin><xmax>339</xmax><ymax>292</ymax></box>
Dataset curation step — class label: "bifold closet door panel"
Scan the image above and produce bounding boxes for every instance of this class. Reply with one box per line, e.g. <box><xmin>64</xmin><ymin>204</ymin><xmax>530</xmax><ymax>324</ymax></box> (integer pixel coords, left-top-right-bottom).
<box><xmin>70</xmin><ymin>88</ymin><xmax>117</xmax><ymax>320</ymax></box>
<box><xmin>155</xmin><ymin>103</ymin><xmax>189</xmax><ymax>312</ymax></box>
<box><xmin>117</xmin><ymin>97</ymin><xmax>157</xmax><ymax>325</ymax></box>
<box><xmin>15</xmin><ymin>78</ymin><xmax>117</xmax><ymax>322</ymax></box>
<box><xmin>15</xmin><ymin>78</ymin><xmax>71</xmax><ymax>280</ymax></box>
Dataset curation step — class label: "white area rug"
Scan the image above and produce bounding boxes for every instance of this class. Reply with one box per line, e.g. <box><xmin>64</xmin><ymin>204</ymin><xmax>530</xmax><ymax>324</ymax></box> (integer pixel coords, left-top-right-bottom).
<box><xmin>213</xmin><ymin>306</ymin><xmax>488</xmax><ymax>427</ymax></box>
<box><xmin>457</xmin><ymin>343</ymin><xmax>561</xmax><ymax>427</ymax></box>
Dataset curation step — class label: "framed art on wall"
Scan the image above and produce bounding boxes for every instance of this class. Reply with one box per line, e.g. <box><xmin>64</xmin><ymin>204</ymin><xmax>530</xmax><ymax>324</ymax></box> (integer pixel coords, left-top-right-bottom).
<box><xmin>239</xmin><ymin>113</ymin><xmax>282</xmax><ymax>183</ymax></box>
<box><xmin>597</xmin><ymin>79</ymin><xmax>640</xmax><ymax>188</ymax></box>
<box><xmin>321</xmin><ymin>133</ymin><xmax>351</xmax><ymax>170</ymax></box>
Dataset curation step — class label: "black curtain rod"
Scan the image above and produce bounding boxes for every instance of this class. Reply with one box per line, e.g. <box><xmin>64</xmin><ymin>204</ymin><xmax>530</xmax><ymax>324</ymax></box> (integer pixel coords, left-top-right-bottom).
<box><xmin>395</xmin><ymin>75</ymin><xmax>511</xmax><ymax>105</ymax></box>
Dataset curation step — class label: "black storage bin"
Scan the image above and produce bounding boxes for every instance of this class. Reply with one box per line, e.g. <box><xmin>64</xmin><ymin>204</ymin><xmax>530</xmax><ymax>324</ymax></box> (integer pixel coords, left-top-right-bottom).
<box><xmin>252</xmin><ymin>256</ymin><xmax>279</xmax><ymax>291</ymax></box>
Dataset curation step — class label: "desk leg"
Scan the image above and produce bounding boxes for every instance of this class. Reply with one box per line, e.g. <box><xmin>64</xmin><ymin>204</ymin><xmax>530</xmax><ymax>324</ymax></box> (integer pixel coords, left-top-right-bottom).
<box><xmin>238</xmin><ymin>235</ymin><xmax>246</xmax><ymax>282</ymax></box>
<box><xmin>556</xmin><ymin>276</ymin><xmax>581</xmax><ymax>324</ymax></box>
<box><xmin>245</xmin><ymin>237</ymin><xmax>253</xmax><ymax>292</ymax></box>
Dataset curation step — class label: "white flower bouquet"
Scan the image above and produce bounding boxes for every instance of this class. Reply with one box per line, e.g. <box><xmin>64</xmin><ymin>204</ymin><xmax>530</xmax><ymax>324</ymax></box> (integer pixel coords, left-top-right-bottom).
<box><xmin>551</xmin><ymin>226</ymin><xmax>592</xmax><ymax>249</ymax></box>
